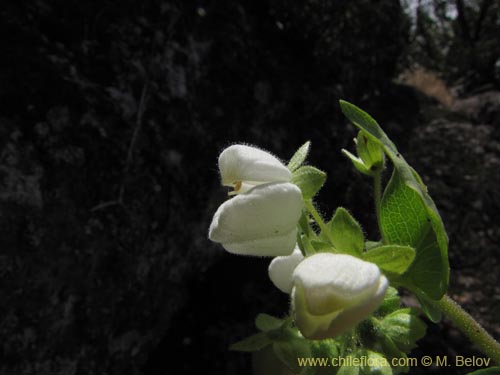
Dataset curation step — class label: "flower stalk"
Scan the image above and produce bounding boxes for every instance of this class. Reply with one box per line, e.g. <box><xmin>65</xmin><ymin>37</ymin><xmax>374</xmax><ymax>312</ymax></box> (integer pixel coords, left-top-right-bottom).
<box><xmin>430</xmin><ymin>294</ymin><xmax>500</xmax><ymax>364</ymax></box>
<box><xmin>303</xmin><ymin>199</ymin><xmax>332</xmax><ymax>244</ymax></box>
<box><xmin>373</xmin><ymin>169</ymin><xmax>384</xmax><ymax>243</ymax></box>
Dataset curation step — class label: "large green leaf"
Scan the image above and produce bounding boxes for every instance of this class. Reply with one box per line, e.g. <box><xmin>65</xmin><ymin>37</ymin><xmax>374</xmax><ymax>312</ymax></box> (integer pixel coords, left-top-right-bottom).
<box><xmin>380</xmin><ymin>170</ymin><xmax>447</xmax><ymax>299</ymax></box>
<box><xmin>339</xmin><ymin>100</ymin><xmax>449</xmax><ymax>301</ymax></box>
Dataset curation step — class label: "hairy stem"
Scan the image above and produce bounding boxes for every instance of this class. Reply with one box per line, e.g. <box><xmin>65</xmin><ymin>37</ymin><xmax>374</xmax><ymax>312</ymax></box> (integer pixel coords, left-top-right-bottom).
<box><xmin>304</xmin><ymin>200</ymin><xmax>333</xmax><ymax>243</ymax></box>
<box><xmin>430</xmin><ymin>294</ymin><xmax>500</xmax><ymax>364</ymax></box>
<box><xmin>373</xmin><ymin>170</ymin><xmax>384</xmax><ymax>242</ymax></box>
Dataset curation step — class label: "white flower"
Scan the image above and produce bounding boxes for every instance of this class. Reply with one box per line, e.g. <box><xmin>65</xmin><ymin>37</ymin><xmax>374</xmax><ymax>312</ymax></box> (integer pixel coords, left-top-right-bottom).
<box><xmin>291</xmin><ymin>253</ymin><xmax>388</xmax><ymax>339</ymax></box>
<box><xmin>209</xmin><ymin>144</ymin><xmax>303</xmax><ymax>256</ymax></box>
<box><xmin>209</xmin><ymin>182</ymin><xmax>303</xmax><ymax>256</ymax></box>
<box><xmin>268</xmin><ymin>246</ymin><xmax>304</xmax><ymax>293</ymax></box>
<box><xmin>218</xmin><ymin>144</ymin><xmax>292</xmax><ymax>195</ymax></box>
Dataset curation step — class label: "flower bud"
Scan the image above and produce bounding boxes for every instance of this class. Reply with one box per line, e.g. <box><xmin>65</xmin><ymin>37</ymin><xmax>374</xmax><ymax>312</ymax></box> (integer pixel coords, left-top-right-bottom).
<box><xmin>218</xmin><ymin>145</ymin><xmax>291</xmax><ymax>195</ymax></box>
<box><xmin>355</xmin><ymin>131</ymin><xmax>385</xmax><ymax>173</ymax></box>
<box><xmin>268</xmin><ymin>247</ymin><xmax>304</xmax><ymax>293</ymax></box>
<box><xmin>209</xmin><ymin>182</ymin><xmax>303</xmax><ymax>256</ymax></box>
<box><xmin>292</xmin><ymin>253</ymin><xmax>388</xmax><ymax>339</ymax></box>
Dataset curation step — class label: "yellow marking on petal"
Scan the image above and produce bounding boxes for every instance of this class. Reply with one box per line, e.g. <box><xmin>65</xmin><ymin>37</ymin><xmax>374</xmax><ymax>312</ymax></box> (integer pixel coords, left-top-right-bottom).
<box><xmin>227</xmin><ymin>181</ymin><xmax>242</xmax><ymax>196</ymax></box>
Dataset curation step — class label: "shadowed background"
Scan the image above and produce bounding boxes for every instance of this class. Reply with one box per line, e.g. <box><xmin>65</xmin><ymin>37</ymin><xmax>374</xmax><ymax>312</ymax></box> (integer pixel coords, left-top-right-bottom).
<box><xmin>1</xmin><ymin>1</ymin><xmax>499</xmax><ymax>374</ymax></box>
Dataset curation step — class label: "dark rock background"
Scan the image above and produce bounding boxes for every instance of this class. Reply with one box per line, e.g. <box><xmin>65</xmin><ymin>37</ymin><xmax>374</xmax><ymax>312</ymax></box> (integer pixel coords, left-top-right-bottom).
<box><xmin>0</xmin><ymin>1</ymin><xmax>498</xmax><ymax>374</ymax></box>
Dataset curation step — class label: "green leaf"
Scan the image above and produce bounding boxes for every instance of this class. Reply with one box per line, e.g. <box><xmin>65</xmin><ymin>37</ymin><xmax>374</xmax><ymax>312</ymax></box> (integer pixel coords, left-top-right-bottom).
<box><xmin>288</xmin><ymin>141</ymin><xmax>311</xmax><ymax>172</ymax></box>
<box><xmin>292</xmin><ymin>165</ymin><xmax>327</xmax><ymax>199</ymax></box>
<box><xmin>414</xmin><ymin>290</ymin><xmax>442</xmax><ymax>323</ymax></box>
<box><xmin>338</xmin><ymin>363</ymin><xmax>360</xmax><ymax>375</ymax></box>
<box><xmin>273</xmin><ymin>336</ymin><xmax>312</xmax><ymax>373</ymax></box>
<box><xmin>256</xmin><ymin>313</ymin><xmax>284</xmax><ymax>332</ymax></box>
<box><xmin>380</xmin><ymin>169</ymin><xmax>446</xmax><ymax>299</ymax></box>
<box><xmin>310</xmin><ymin>239</ymin><xmax>336</xmax><ymax>253</ymax></box>
<box><xmin>339</xmin><ymin>100</ymin><xmax>449</xmax><ymax>300</ymax></box>
<box><xmin>365</xmin><ymin>240</ymin><xmax>383</xmax><ymax>251</ymax></box>
<box><xmin>339</xmin><ymin>101</ymin><xmax>388</xmax><ymax>144</ymax></box>
<box><xmin>356</xmin><ymin>131</ymin><xmax>385</xmax><ymax>172</ymax></box>
<box><xmin>362</xmin><ymin>245</ymin><xmax>415</xmax><ymax>276</ymax></box>
<box><xmin>230</xmin><ymin>332</ymin><xmax>272</xmax><ymax>352</ymax></box>
<box><xmin>342</xmin><ymin>149</ymin><xmax>371</xmax><ymax>176</ymax></box>
<box><xmin>377</xmin><ymin>287</ymin><xmax>402</xmax><ymax>316</ymax></box>
<box><xmin>328</xmin><ymin>207</ymin><xmax>364</xmax><ymax>256</ymax></box>
<box><xmin>311</xmin><ymin>339</ymin><xmax>340</xmax><ymax>358</ymax></box>
<box><xmin>466</xmin><ymin>367</ymin><xmax>500</xmax><ymax>375</ymax></box>
<box><xmin>359</xmin><ymin>350</ymin><xmax>392</xmax><ymax>375</ymax></box>
<box><xmin>376</xmin><ymin>338</ymin><xmax>409</xmax><ymax>374</ymax></box>
<box><xmin>379</xmin><ymin>308</ymin><xmax>427</xmax><ymax>352</ymax></box>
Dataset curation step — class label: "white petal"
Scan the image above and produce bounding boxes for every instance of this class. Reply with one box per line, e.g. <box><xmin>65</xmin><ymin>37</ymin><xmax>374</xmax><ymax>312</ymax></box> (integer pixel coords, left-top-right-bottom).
<box><xmin>292</xmin><ymin>285</ymin><xmax>341</xmax><ymax>339</ymax></box>
<box><xmin>268</xmin><ymin>247</ymin><xmax>304</xmax><ymax>293</ymax></box>
<box><xmin>292</xmin><ymin>276</ymin><xmax>388</xmax><ymax>339</ymax></box>
<box><xmin>292</xmin><ymin>253</ymin><xmax>389</xmax><ymax>339</ymax></box>
<box><xmin>218</xmin><ymin>145</ymin><xmax>291</xmax><ymax>187</ymax></box>
<box><xmin>223</xmin><ymin>228</ymin><xmax>297</xmax><ymax>257</ymax></box>
<box><xmin>320</xmin><ymin>275</ymin><xmax>388</xmax><ymax>337</ymax></box>
<box><xmin>209</xmin><ymin>182</ymin><xmax>303</xmax><ymax>256</ymax></box>
<box><xmin>293</xmin><ymin>253</ymin><xmax>382</xmax><ymax>315</ymax></box>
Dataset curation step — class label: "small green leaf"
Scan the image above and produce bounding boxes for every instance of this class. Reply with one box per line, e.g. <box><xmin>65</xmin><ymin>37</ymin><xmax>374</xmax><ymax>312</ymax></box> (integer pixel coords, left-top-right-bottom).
<box><xmin>273</xmin><ymin>336</ymin><xmax>312</xmax><ymax>373</ymax></box>
<box><xmin>328</xmin><ymin>207</ymin><xmax>364</xmax><ymax>256</ymax></box>
<box><xmin>362</xmin><ymin>245</ymin><xmax>415</xmax><ymax>276</ymax></box>
<box><xmin>377</xmin><ymin>287</ymin><xmax>401</xmax><ymax>316</ymax></box>
<box><xmin>288</xmin><ymin>141</ymin><xmax>311</xmax><ymax>172</ymax></box>
<box><xmin>310</xmin><ymin>239</ymin><xmax>336</xmax><ymax>253</ymax></box>
<box><xmin>380</xmin><ymin>308</ymin><xmax>427</xmax><ymax>352</ymax></box>
<box><xmin>311</xmin><ymin>338</ymin><xmax>340</xmax><ymax>358</ymax></box>
<box><xmin>374</xmin><ymin>335</ymin><xmax>409</xmax><ymax>374</ymax></box>
<box><xmin>292</xmin><ymin>165</ymin><xmax>327</xmax><ymax>199</ymax></box>
<box><xmin>466</xmin><ymin>367</ymin><xmax>500</xmax><ymax>375</ymax></box>
<box><xmin>230</xmin><ymin>332</ymin><xmax>272</xmax><ymax>352</ymax></box>
<box><xmin>256</xmin><ymin>313</ymin><xmax>284</xmax><ymax>332</ymax></box>
<box><xmin>338</xmin><ymin>363</ymin><xmax>360</xmax><ymax>375</ymax></box>
<box><xmin>342</xmin><ymin>149</ymin><xmax>371</xmax><ymax>176</ymax></box>
<box><xmin>359</xmin><ymin>350</ymin><xmax>392</xmax><ymax>375</ymax></box>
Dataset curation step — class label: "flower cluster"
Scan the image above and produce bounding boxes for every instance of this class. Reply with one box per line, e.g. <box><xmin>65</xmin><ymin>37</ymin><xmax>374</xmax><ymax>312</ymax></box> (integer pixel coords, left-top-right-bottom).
<box><xmin>209</xmin><ymin>144</ymin><xmax>388</xmax><ymax>339</ymax></box>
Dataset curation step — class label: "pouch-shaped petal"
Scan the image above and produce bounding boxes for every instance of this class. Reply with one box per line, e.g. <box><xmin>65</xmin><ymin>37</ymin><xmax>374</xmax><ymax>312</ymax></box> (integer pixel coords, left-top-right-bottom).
<box><xmin>268</xmin><ymin>247</ymin><xmax>304</xmax><ymax>293</ymax></box>
<box><xmin>218</xmin><ymin>145</ymin><xmax>292</xmax><ymax>192</ymax></box>
<box><xmin>292</xmin><ymin>253</ymin><xmax>388</xmax><ymax>339</ymax></box>
<box><xmin>209</xmin><ymin>182</ymin><xmax>303</xmax><ymax>256</ymax></box>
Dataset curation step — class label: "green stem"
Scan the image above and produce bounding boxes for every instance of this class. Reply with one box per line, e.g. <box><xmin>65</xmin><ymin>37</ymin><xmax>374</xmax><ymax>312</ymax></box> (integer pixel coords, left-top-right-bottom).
<box><xmin>304</xmin><ymin>200</ymin><xmax>333</xmax><ymax>243</ymax></box>
<box><xmin>373</xmin><ymin>170</ymin><xmax>384</xmax><ymax>242</ymax></box>
<box><xmin>429</xmin><ymin>294</ymin><xmax>500</xmax><ymax>364</ymax></box>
